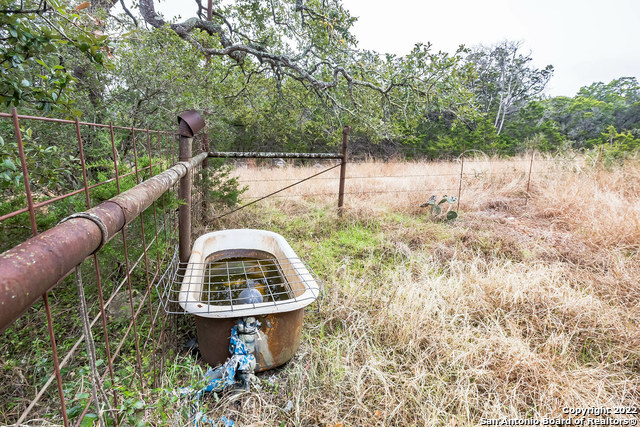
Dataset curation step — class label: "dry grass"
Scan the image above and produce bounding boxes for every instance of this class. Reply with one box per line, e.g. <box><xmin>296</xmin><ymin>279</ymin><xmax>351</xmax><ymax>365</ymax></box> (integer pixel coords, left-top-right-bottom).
<box><xmin>182</xmin><ymin>155</ymin><xmax>640</xmax><ymax>426</ymax></box>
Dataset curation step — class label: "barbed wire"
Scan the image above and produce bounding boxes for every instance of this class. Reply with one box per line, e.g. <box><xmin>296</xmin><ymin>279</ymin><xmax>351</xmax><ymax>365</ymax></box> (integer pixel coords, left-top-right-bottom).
<box><xmin>347</xmin><ymin>159</ymin><xmax>561</xmax><ymax>165</ymax></box>
<box><xmin>239</xmin><ymin>188</ymin><xmax>460</xmax><ymax>200</ymax></box>
<box><xmin>215</xmin><ymin>163</ymin><xmax>342</xmax><ymax>219</ymax></box>
<box><xmin>233</xmin><ymin>170</ymin><xmax>572</xmax><ymax>183</ymax></box>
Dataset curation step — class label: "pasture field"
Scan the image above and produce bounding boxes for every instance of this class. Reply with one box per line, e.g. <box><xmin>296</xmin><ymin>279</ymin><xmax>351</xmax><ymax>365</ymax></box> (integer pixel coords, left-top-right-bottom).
<box><xmin>3</xmin><ymin>156</ymin><xmax>638</xmax><ymax>426</ymax></box>
<box><xmin>185</xmin><ymin>156</ymin><xmax>640</xmax><ymax>425</ymax></box>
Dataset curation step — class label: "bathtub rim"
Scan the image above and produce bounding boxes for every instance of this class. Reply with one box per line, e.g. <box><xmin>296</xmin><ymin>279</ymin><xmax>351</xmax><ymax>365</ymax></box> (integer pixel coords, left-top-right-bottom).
<box><xmin>178</xmin><ymin>229</ymin><xmax>320</xmax><ymax>318</ymax></box>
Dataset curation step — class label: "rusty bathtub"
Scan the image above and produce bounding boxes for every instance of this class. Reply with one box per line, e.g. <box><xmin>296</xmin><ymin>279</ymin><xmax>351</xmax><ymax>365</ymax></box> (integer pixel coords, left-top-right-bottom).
<box><xmin>178</xmin><ymin>229</ymin><xmax>320</xmax><ymax>372</ymax></box>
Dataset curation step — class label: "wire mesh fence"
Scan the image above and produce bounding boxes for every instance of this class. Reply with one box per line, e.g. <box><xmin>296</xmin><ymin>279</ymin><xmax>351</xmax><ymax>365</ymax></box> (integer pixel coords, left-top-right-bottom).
<box><xmin>0</xmin><ymin>109</ymin><xmax>187</xmax><ymax>426</ymax></box>
<box><xmin>213</xmin><ymin>150</ymin><xmax>578</xmax><ymax>218</ymax></box>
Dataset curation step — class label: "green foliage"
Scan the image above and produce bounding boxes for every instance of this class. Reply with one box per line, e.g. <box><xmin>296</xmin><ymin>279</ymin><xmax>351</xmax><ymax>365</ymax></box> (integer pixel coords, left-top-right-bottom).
<box><xmin>0</xmin><ymin>126</ymin><xmax>65</xmax><ymax>191</ymax></box>
<box><xmin>1</xmin><ymin>0</ymin><xmax>638</xmax><ymax>163</ymax></box>
<box><xmin>541</xmin><ymin>78</ymin><xmax>640</xmax><ymax>150</ymax></box>
<box><xmin>584</xmin><ymin>125</ymin><xmax>640</xmax><ymax>167</ymax></box>
<box><xmin>0</xmin><ymin>0</ymin><xmax>112</xmax><ymax>111</ymax></box>
<box><xmin>468</xmin><ymin>41</ymin><xmax>554</xmax><ymax>135</ymax></box>
<box><xmin>196</xmin><ymin>159</ymin><xmax>247</xmax><ymax>209</ymax></box>
<box><xmin>115</xmin><ymin>389</ymin><xmax>146</xmax><ymax>426</ymax></box>
<box><xmin>600</xmin><ymin>125</ymin><xmax>639</xmax><ymax>151</ymax></box>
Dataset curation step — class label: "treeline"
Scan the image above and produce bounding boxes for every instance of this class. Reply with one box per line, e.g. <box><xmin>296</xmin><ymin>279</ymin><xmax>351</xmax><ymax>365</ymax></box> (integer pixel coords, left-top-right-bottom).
<box><xmin>1</xmin><ymin>0</ymin><xmax>639</xmax><ymax>166</ymax></box>
<box><xmin>388</xmin><ymin>75</ymin><xmax>640</xmax><ymax>159</ymax></box>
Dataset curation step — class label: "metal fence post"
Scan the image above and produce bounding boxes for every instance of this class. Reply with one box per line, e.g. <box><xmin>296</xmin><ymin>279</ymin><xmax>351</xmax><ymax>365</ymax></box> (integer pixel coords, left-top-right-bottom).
<box><xmin>457</xmin><ymin>141</ymin><xmax>466</xmax><ymax>212</ymax></box>
<box><xmin>201</xmin><ymin>127</ymin><xmax>209</xmax><ymax>220</ymax></box>
<box><xmin>598</xmin><ymin>142</ymin><xmax>604</xmax><ymax>169</ymax></box>
<box><xmin>338</xmin><ymin>125</ymin><xmax>350</xmax><ymax>217</ymax></box>
<box><xmin>177</xmin><ymin>111</ymin><xmax>205</xmax><ymax>264</ymax></box>
<box><xmin>525</xmin><ymin>146</ymin><xmax>535</xmax><ymax>205</ymax></box>
<box><xmin>202</xmin><ymin>128</ymin><xmax>209</xmax><ymax>169</ymax></box>
<box><xmin>178</xmin><ymin>135</ymin><xmax>193</xmax><ymax>264</ymax></box>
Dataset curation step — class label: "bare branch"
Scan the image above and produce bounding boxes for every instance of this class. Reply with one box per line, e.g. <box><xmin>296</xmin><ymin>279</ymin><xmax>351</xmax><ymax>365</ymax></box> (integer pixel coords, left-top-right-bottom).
<box><xmin>194</xmin><ymin>0</ymin><xmax>205</xmax><ymax>20</ymax></box>
<box><xmin>119</xmin><ymin>0</ymin><xmax>138</xmax><ymax>27</ymax></box>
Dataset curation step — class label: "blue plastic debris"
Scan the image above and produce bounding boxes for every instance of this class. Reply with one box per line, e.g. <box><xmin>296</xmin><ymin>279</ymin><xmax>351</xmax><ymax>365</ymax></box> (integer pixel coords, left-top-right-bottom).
<box><xmin>194</xmin><ymin>412</ymin><xmax>235</xmax><ymax>426</ymax></box>
<box><xmin>182</xmin><ymin>323</ymin><xmax>258</xmax><ymax>425</ymax></box>
<box><xmin>200</xmin><ymin>325</ymin><xmax>256</xmax><ymax>392</ymax></box>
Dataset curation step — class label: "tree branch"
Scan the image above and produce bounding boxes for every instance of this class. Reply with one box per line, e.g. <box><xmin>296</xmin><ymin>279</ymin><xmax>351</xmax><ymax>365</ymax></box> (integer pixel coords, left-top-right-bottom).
<box><xmin>136</xmin><ymin>0</ymin><xmax>399</xmax><ymax>96</ymax></box>
<box><xmin>119</xmin><ymin>0</ymin><xmax>138</xmax><ymax>27</ymax></box>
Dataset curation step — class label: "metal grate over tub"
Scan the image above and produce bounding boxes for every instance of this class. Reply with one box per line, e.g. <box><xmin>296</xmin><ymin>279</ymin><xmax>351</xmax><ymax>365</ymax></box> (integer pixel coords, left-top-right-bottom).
<box><xmin>156</xmin><ymin>229</ymin><xmax>322</xmax><ymax>371</ymax></box>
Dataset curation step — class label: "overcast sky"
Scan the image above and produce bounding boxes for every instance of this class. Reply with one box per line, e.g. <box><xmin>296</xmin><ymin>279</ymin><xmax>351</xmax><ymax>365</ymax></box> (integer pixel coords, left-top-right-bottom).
<box><xmin>341</xmin><ymin>0</ymin><xmax>640</xmax><ymax>97</ymax></box>
<box><xmin>133</xmin><ymin>0</ymin><xmax>640</xmax><ymax>97</ymax></box>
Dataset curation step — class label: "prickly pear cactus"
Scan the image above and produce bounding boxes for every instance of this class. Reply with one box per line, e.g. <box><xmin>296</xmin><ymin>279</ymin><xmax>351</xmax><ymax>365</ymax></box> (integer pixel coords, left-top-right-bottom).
<box><xmin>420</xmin><ymin>194</ymin><xmax>458</xmax><ymax>221</ymax></box>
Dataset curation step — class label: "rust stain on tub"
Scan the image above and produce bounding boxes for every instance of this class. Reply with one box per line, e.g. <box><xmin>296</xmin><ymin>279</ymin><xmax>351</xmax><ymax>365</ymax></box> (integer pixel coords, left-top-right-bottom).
<box><xmin>195</xmin><ymin>308</ymin><xmax>305</xmax><ymax>372</ymax></box>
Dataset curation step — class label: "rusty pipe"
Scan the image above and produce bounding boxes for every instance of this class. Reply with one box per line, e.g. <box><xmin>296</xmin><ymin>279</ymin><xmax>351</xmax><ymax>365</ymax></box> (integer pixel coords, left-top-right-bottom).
<box><xmin>178</xmin><ymin>136</ymin><xmax>193</xmax><ymax>264</ymax></box>
<box><xmin>207</xmin><ymin>151</ymin><xmax>343</xmax><ymax>159</ymax></box>
<box><xmin>0</xmin><ymin>153</ymin><xmax>207</xmax><ymax>332</ymax></box>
